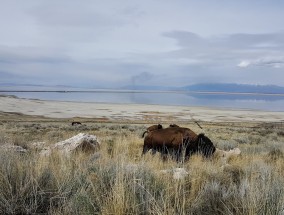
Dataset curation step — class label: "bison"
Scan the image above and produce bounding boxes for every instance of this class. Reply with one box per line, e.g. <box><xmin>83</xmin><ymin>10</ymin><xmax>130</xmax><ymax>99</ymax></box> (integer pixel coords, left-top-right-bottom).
<box><xmin>142</xmin><ymin>124</ymin><xmax>163</xmax><ymax>138</ymax></box>
<box><xmin>142</xmin><ymin>126</ymin><xmax>215</xmax><ymax>161</ymax></box>
<box><xmin>72</xmin><ymin>121</ymin><xmax>82</xmax><ymax>126</ymax></box>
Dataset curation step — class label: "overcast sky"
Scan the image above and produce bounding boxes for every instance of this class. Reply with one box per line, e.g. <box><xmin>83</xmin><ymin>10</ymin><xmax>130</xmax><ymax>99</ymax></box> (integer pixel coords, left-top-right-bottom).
<box><xmin>1</xmin><ymin>0</ymin><xmax>284</xmax><ymax>88</ymax></box>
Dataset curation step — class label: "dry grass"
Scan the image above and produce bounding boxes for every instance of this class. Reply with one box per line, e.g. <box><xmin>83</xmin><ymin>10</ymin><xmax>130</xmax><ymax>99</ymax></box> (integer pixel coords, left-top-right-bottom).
<box><xmin>1</xmin><ymin>116</ymin><xmax>284</xmax><ymax>214</ymax></box>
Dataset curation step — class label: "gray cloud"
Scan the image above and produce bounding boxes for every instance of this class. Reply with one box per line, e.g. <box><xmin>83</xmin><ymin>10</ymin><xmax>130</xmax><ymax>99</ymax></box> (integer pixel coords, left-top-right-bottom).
<box><xmin>131</xmin><ymin>72</ymin><xmax>154</xmax><ymax>84</ymax></box>
<box><xmin>238</xmin><ymin>56</ymin><xmax>284</xmax><ymax>68</ymax></box>
<box><xmin>162</xmin><ymin>31</ymin><xmax>284</xmax><ymax>62</ymax></box>
<box><xmin>1</xmin><ymin>1</ymin><xmax>284</xmax><ymax>88</ymax></box>
<box><xmin>0</xmin><ymin>46</ymin><xmax>71</xmax><ymax>64</ymax></box>
<box><xmin>163</xmin><ymin>31</ymin><xmax>205</xmax><ymax>48</ymax></box>
<box><xmin>163</xmin><ymin>31</ymin><xmax>284</xmax><ymax>52</ymax></box>
<box><xmin>159</xmin><ymin>31</ymin><xmax>284</xmax><ymax>85</ymax></box>
<box><xmin>30</xmin><ymin>1</ymin><xmax>141</xmax><ymax>28</ymax></box>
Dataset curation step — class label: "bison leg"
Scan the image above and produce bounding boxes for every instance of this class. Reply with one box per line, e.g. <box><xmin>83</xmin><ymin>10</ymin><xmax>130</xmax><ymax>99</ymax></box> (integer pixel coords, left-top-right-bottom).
<box><xmin>151</xmin><ymin>149</ymin><xmax>157</xmax><ymax>155</ymax></box>
<box><xmin>159</xmin><ymin>145</ymin><xmax>170</xmax><ymax>161</ymax></box>
<box><xmin>141</xmin><ymin>145</ymin><xmax>150</xmax><ymax>156</ymax></box>
<box><xmin>161</xmin><ymin>153</ymin><xmax>168</xmax><ymax>162</ymax></box>
<box><xmin>175</xmin><ymin>141</ymin><xmax>189</xmax><ymax>163</ymax></box>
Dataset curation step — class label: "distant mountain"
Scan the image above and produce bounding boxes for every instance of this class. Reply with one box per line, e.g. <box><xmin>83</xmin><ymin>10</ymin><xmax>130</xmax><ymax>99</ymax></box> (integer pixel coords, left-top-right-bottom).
<box><xmin>122</xmin><ymin>83</ymin><xmax>284</xmax><ymax>94</ymax></box>
<box><xmin>182</xmin><ymin>83</ymin><xmax>284</xmax><ymax>94</ymax></box>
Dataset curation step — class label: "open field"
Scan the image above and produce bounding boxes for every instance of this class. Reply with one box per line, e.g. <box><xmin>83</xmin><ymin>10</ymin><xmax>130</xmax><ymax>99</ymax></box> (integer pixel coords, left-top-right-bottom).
<box><xmin>0</xmin><ymin>96</ymin><xmax>284</xmax><ymax>214</ymax></box>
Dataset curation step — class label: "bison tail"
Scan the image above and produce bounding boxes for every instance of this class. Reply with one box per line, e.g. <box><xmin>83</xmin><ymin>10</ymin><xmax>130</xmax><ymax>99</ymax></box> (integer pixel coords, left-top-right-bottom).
<box><xmin>142</xmin><ymin>131</ymin><xmax>148</xmax><ymax>138</ymax></box>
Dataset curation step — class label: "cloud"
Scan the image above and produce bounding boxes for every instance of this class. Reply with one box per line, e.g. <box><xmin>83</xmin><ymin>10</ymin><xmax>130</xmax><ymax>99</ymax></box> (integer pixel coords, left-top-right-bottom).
<box><xmin>238</xmin><ymin>60</ymin><xmax>252</xmax><ymax>68</ymax></box>
<box><xmin>1</xmin><ymin>1</ymin><xmax>284</xmax><ymax>87</ymax></box>
<box><xmin>162</xmin><ymin>31</ymin><xmax>205</xmax><ymax>48</ymax></box>
<box><xmin>238</xmin><ymin>57</ymin><xmax>284</xmax><ymax>68</ymax></box>
<box><xmin>163</xmin><ymin>31</ymin><xmax>284</xmax><ymax>68</ymax></box>
<box><xmin>224</xmin><ymin>33</ymin><xmax>284</xmax><ymax>49</ymax></box>
<box><xmin>159</xmin><ymin>31</ymin><xmax>284</xmax><ymax>85</ymax></box>
<box><xmin>163</xmin><ymin>31</ymin><xmax>284</xmax><ymax>52</ymax></box>
<box><xmin>2</xmin><ymin>29</ymin><xmax>284</xmax><ymax>87</ymax></box>
<box><xmin>30</xmin><ymin>1</ymin><xmax>140</xmax><ymax>28</ymax></box>
<box><xmin>131</xmin><ymin>72</ymin><xmax>154</xmax><ymax>84</ymax></box>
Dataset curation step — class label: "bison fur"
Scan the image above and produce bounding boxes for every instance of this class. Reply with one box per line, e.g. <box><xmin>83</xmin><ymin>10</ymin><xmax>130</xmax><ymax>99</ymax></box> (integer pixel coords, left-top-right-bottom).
<box><xmin>142</xmin><ymin>127</ymin><xmax>215</xmax><ymax>161</ymax></box>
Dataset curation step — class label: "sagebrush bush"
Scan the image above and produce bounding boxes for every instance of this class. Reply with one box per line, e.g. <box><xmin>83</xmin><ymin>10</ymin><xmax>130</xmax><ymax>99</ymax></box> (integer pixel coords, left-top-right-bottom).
<box><xmin>216</xmin><ymin>140</ymin><xmax>238</xmax><ymax>150</ymax></box>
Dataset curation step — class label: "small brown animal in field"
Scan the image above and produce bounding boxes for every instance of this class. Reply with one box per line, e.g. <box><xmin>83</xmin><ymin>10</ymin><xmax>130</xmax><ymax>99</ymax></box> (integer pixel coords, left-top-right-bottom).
<box><xmin>72</xmin><ymin>121</ymin><xmax>82</xmax><ymax>126</ymax></box>
<box><xmin>142</xmin><ymin>124</ymin><xmax>163</xmax><ymax>138</ymax></box>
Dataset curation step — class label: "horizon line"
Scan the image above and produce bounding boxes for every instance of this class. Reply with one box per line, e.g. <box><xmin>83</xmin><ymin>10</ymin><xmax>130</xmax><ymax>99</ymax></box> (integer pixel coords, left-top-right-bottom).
<box><xmin>1</xmin><ymin>89</ymin><xmax>284</xmax><ymax>97</ymax></box>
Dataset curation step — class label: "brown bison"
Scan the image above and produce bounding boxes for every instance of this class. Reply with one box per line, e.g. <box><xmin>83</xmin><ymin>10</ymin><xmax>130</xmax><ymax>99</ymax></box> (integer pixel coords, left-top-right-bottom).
<box><xmin>72</xmin><ymin>121</ymin><xmax>82</xmax><ymax>126</ymax></box>
<box><xmin>142</xmin><ymin>127</ymin><xmax>215</xmax><ymax>161</ymax></box>
<box><xmin>142</xmin><ymin>124</ymin><xmax>163</xmax><ymax>138</ymax></box>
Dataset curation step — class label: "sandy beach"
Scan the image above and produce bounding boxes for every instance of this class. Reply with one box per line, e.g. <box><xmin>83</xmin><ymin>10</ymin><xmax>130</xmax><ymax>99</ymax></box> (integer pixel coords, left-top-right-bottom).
<box><xmin>1</xmin><ymin>95</ymin><xmax>284</xmax><ymax>123</ymax></box>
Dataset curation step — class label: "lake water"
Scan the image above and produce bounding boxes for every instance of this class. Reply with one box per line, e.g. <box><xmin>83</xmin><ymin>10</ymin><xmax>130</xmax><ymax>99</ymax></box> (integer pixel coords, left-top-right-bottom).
<box><xmin>1</xmin><ymin>90</ymin><xmax>284</xmax><ymax>112</ymax></box>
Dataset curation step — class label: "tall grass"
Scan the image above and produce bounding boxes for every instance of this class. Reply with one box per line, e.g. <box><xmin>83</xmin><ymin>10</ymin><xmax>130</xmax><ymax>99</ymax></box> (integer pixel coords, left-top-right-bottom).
<box><xmin>0</xmin><ymin>121</ymin><xmax>284</xmax><ymax>214</ymax></box>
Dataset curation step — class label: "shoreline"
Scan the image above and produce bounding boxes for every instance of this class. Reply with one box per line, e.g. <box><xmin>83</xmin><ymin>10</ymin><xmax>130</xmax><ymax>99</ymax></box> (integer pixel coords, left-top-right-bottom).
<box><xmin>1</xmin><ymin>95</ymin><xmax>284</xmax><ymax>123</ymax></box>
<box><xmin>1</xmin><ymin>89</ymin><xmax>284</xmax><ymax>97</ymax></box>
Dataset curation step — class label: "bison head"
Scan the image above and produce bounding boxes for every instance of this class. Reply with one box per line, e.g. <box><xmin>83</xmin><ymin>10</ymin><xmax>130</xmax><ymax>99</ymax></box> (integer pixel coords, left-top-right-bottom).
<box><xmin>196</xmin><ymin>133</ymin><xmax>216</xmax><ymax>157</ymax></box>
<box><xmin>185</xmin><ymin>133</ymin><xmax>215</xmax><ymax>158</ymax></box>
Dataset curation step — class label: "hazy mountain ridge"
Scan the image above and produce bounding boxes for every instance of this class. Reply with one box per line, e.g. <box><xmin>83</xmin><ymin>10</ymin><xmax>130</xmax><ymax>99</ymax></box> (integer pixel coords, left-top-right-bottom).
<box><xmin>122</xmin><ymin>83</ymin><xmax>284</xmax><ymax>94</ymax></box>
<box><xmin>181</xmin><ymin>83</ymin><xmax>284</xmax><ymax>94</ymax></box>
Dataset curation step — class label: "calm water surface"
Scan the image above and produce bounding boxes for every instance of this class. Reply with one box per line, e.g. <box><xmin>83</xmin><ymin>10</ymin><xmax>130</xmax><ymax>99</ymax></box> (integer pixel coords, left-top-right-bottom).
<box><xmin>1</xmin><ymin>90</ymin><xmax>284</xmax><ymax>112</ymax></box>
